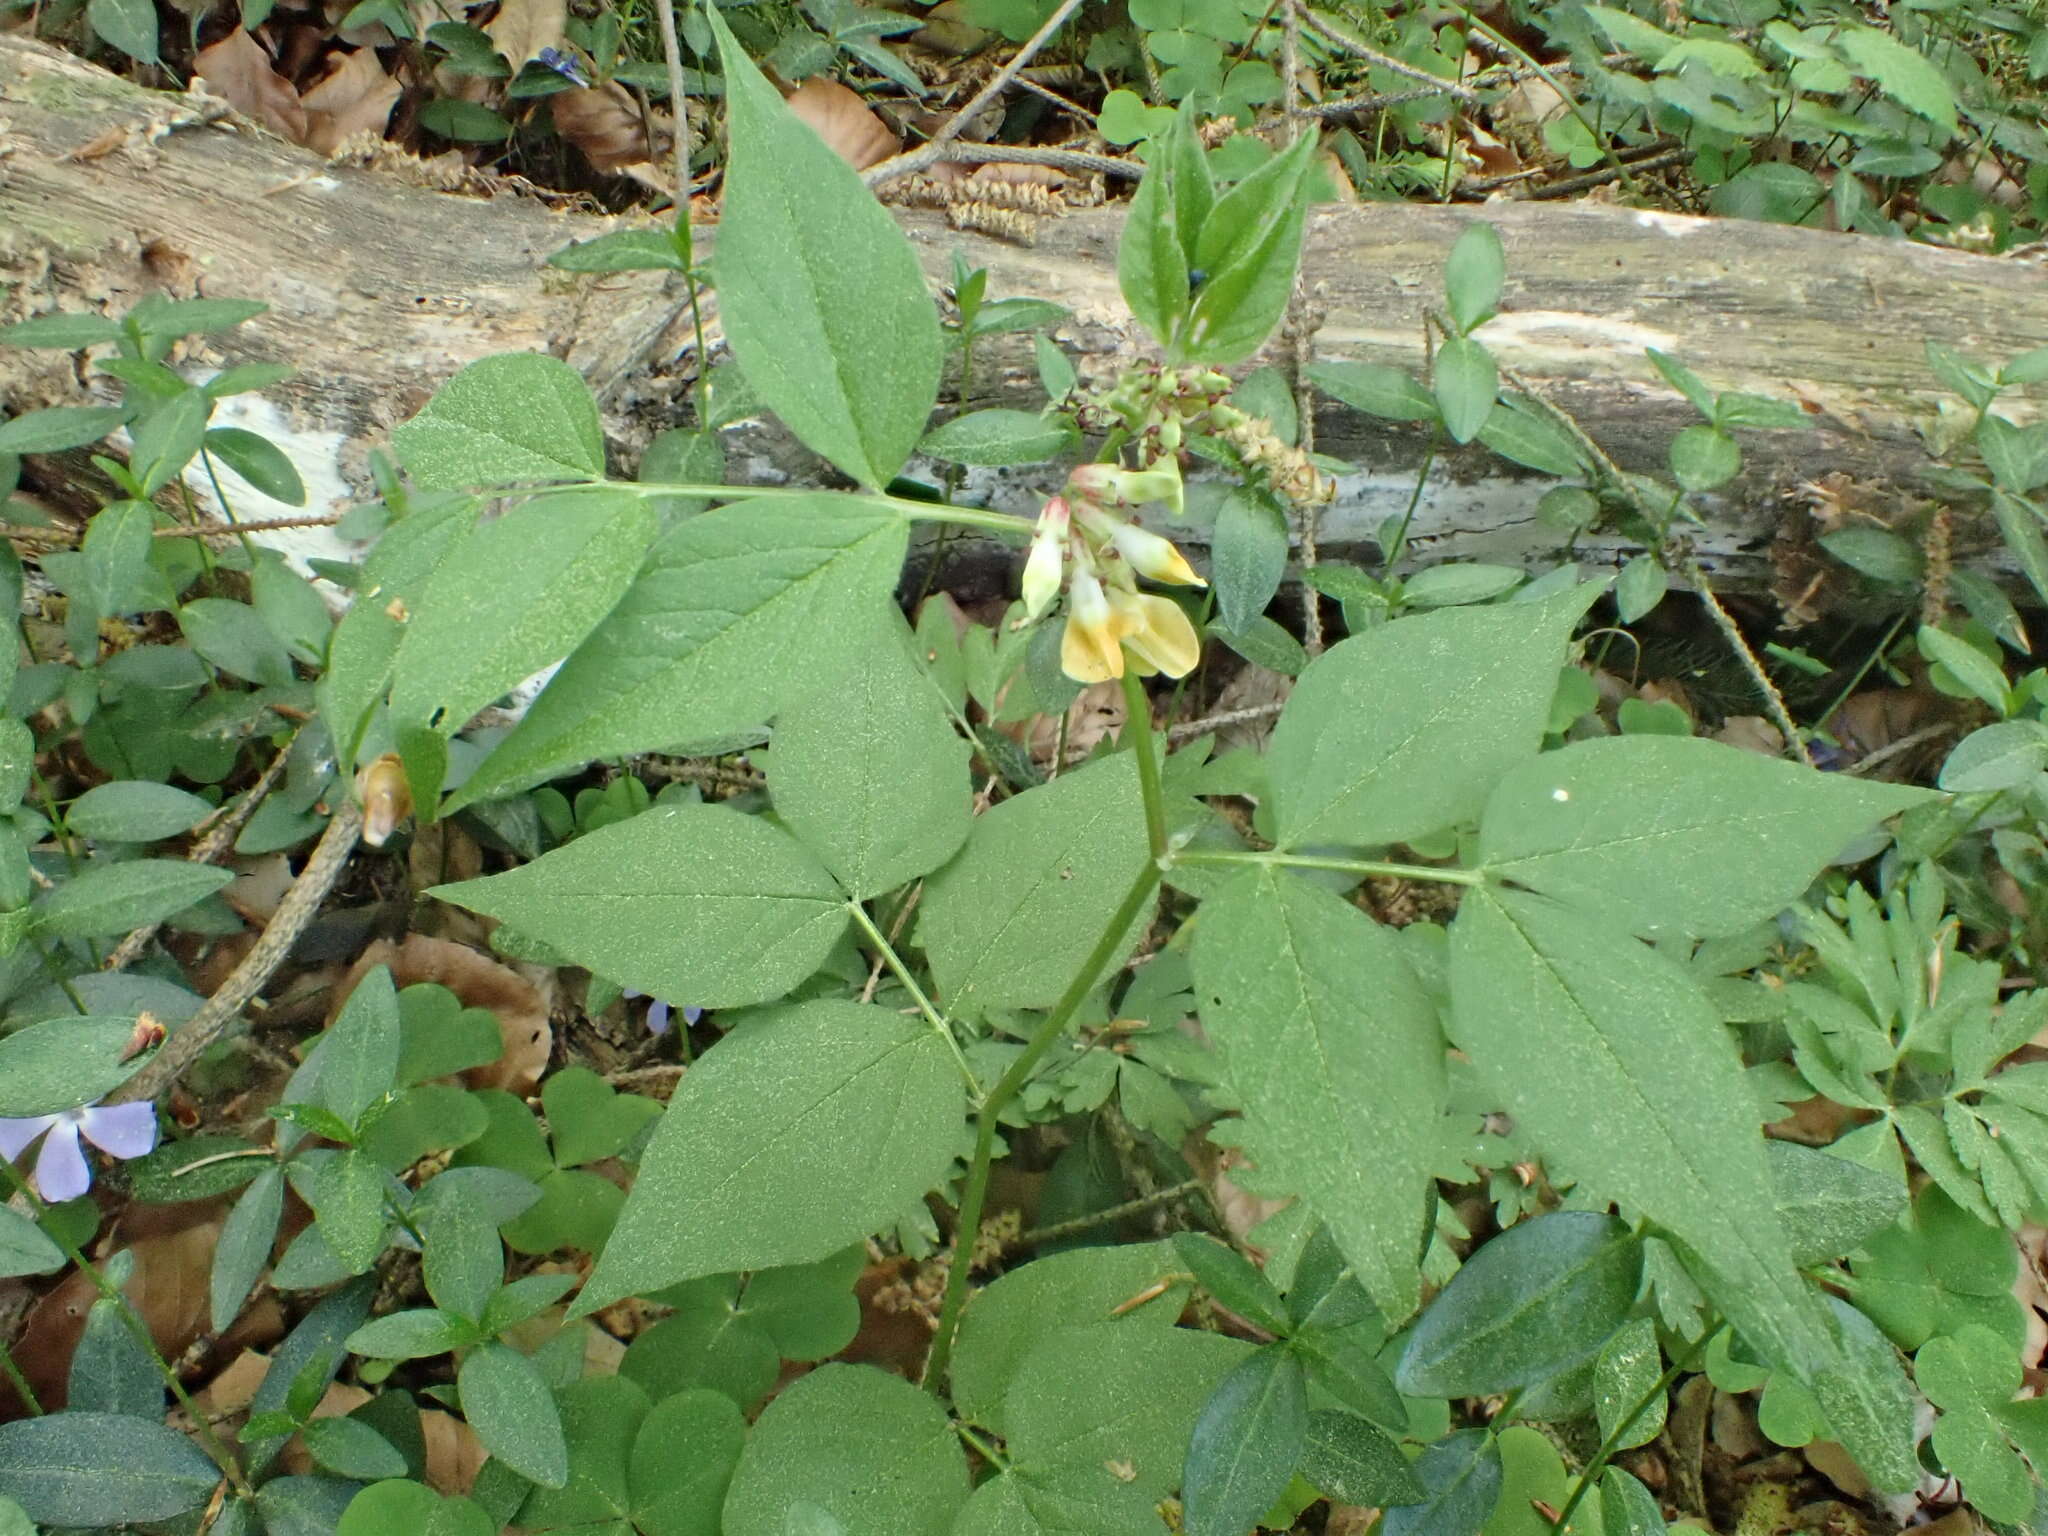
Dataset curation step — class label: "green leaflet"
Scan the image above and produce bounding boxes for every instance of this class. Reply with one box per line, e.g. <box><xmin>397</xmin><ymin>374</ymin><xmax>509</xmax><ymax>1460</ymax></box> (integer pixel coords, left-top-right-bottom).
<box><xmin>1267</xmin><ymin>584</ymin><xmax>1601</xmax><ymax>850</ymax></box>
<box><xmin>32</xmin><ymin>860</ymin><xmax>234</xmax><ymax>940</ymax></box>
<box><xmin>392</xmin><ymin>353</ymin><xmax>605</xmax><ymax>492</ymax></box>
<box><xmin>1184</xmin><ymin>131</ymin><xmax>1318</xmax><ymax>366</ymax></box>
<box><xmin>573</xmin><ymin>1002</ymin><xmax>964</xmax><ymax>1313</ymax></box>
<box><xmin>320</xmin><ymin>493</ymin><xmax>482</xmax><ymax>770</ymax></box>
<box><xmin>388</xmin><ymin>490</ymin><xmax>656</xmax><ymax>738</ymax></box>
<box><xmin>458</xmin><ymin>1342</ymin><xmax>569</xmax><ymax>1488</ymax></box>
<box><xmin>919</xmin><ymin>752</ymin><xmax>1151</xmax><ymax>1018</ymax></box>
<box><xmin>0</xmin><ymin>1413</ymin><xmax>220</xmax><ymax>1527</ymax></box>
<box><xmin>447</xmin><ymin>497</ymin><xmax>907</xmax><ymax>810</ymax></box>
<box><xmin>950</xmin><ymin>1242</ymin><xmax>1183</xmax><ymax>1433</ymax></box>
<box><xmin>998</xmin><ymin>1321</ymin><xmax>1251</xmax><ymax>1530</ymax></box>
<box><xmin>432</xmin><ymin>803</ymin><xmax>849</xmax><ymax>1011</ymax></box>
<box><xmin>770</xmin><ymin>607</ymin><xmax>971</xmax><ymax>901</ymax></box>
<box><xmin>1449</xmin><ymin>887</ymin><xmax>1836</xmax><ymax>1378</ymax></box>
<box><xmin>515</xmin><ymin>1378</ymin><xmax>743</xmax><ymax>1533</ymax></box>
<box><xmin>1395</xmin><ymin>1212</ymin><xmax>1641</xmax><ymax>1398</ymax></box>
<box><xmin>1477</xmin><ymin>736</ymin><xmax>1935</xmax><ymax>941</ymax></box>
<box><xmin>1192</xmin><ymin>868</ymin><xmax>1443</xmax><ymax>1320</ymax></box>
<box><xmin>0</xmin><ymin>1015</ymin><xmax>159</xmax><ymax>1117</ymax></box>
<box><xmin>1181</xmin><ymin>1350</ymin><xmax>1308</xmax><ymax>1536</ymax></box>
<box><xmin>708</xmin><ymin>11</ymin><xmax>941</xmax><ymax>488</ymax></box>
<box><xmin>722</xmin><ymin>1365</ymin><xmax>968</xmax><ymax>1536</ymax></box>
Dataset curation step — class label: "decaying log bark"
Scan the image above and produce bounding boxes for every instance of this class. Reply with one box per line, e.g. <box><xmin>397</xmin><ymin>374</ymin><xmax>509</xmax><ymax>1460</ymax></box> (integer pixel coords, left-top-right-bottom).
<box><xmin>6</xmin><ymin>28</ymin><xmax>2048</xmax><ymax>598</ymax></box>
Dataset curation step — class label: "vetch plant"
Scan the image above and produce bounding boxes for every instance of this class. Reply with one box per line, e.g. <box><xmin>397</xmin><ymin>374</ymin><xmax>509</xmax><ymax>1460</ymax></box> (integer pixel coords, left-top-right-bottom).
<box><xmin>8</xmin><ymin>7</ymin><xmax>2048</xmax><ymax>1534</ymax></box>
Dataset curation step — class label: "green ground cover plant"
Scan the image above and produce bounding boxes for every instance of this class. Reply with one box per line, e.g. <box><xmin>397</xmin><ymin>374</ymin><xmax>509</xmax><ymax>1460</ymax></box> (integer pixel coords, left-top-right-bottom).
<box><xmin>11</xmin><ymin>6</ymin><xmax>2048</xmax><ymax>1534</ymax></box>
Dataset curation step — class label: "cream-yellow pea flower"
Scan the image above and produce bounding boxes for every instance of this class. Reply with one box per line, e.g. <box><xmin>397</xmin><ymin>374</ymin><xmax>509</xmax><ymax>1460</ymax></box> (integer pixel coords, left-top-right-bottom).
<box><xmin>1110</xmin><ymin>589</ymin><xmax>1201</xmax><ymax>678</ymax></box>
<box><xmin>1108</xmin><ymin>521</ymin><xmax>1205</xmax><ymax>588</ymax></box>
<box><xmin>1020</xmin><ymin>498</ymin><xmax>1069</xmax><ymax>621</ymax></box>
<box><xmin>1059</xmin><ymin>567</ymin><xmax>1131</xmax><ymax>684</ymax></box>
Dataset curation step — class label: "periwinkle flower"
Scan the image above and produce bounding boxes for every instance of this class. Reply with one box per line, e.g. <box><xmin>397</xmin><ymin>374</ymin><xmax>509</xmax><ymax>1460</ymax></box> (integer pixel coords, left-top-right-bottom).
<box><xmin>537</xmin><ymin>47</ymin><xmax>591</xmax><ymax>86</ymax></box>
<box><xmin>0</xmin><ymin>1101</ymin><xmax>159</xmax><ymax>1203</ymax></box>
<box><xmin>622</xmin><ymin>990</ymin><xmax>703</xmax><ymax>1036</ymax></box>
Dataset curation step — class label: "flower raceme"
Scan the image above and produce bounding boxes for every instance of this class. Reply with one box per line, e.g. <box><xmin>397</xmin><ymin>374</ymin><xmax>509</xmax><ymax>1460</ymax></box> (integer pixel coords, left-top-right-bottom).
<box><xmin>1028</xmin><ymin>461</ymin><xmax>1206</xmax><ymax>685</ymax></box>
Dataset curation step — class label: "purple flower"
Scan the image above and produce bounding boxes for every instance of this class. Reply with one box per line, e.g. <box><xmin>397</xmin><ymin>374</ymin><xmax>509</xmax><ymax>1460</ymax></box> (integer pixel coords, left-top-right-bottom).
<box><xmin>0</xmin><ymin>1102</ymin><xmax>158</xmax><ymax>1203</ymax></box>
<box><xmin>537</xmin><ymin>47</ymin><xmax>591</xmax><ymax>87</ymax></box>
<box><xmin>622</xmin><ymin>990</ymin><xmax>703</xmax><ymax>1036</ymax></box>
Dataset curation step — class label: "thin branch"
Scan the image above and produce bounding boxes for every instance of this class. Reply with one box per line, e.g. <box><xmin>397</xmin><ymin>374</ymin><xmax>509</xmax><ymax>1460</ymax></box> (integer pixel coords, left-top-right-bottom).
<box><xmin>1166</xmin><ymin>699</ymin><xmax>1287</xmax><ymax>743</ymax></box>
<box><xmin>110</xmin><ymin>797</ymin><xmax>363</xmax><ymax>1106</ymax></box>
<box><xmin>1295</xmin><ymin>8</ymin><xmax>1483</xmax><ymax>105</ymax></box>
<box><xmin>1683</xmin><ymin>561</ymin><xmax>1812</xmax><ymax>769</ymax></box>
<box><xmin>103</xmin><ymin>726</ymin><xmax>301</xmax><ymax>973</ymax></box>
<box><xmin>864</xmin><ymin>0</ymin><xmax>1088</xmax><ymax>188</ymax></box>
<box><xmin>649</xmin><ymin>0</ymin><xmax>692</xmax><ymax>199</ymax></box>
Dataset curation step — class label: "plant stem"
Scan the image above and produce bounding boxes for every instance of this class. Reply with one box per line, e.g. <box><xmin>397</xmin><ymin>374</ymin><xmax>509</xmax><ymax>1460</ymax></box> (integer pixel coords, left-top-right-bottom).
<box><xmin>1177</xmin><ymin>848</ymin><xmax>1483</xmax><ymax>885</ymax></box>
<box><xmin>1548</xmin><ymin>1322</ymin><xmax>1724</xmax><ymax>1535</ymax></box>
<box><xmin>0</xmin><ymin>1342</ymin><xmax>41</xmax><ymax>1414</ymax></box>
<box><xmin>554</xmin><ymin>478</ymin><xmax>1035</xmax><ymax>535</ymax></box>
<box><xmin>1120</xmin><ymin>671</ymin><xmax>1169</xmax><ymax>865</ymax></box>
<box><xmin>845</xmin><ymin>899</ymin><xmax>978</xmax><ymax>1096</ymax></box>
<box><xmin>955</xmin><ymin>1420</ymin><xmax>1011</xmax><ymax>1471</ymax></box>
<box><xmin>1015</xmin><ymin>1176</ymin><xmax>1204</xmax><ymax>1248</ymax></box>
<box><xmin>922</xmin><ymin>861</ymin><xmax>1163</xmax><ymax>1393</ymax></box>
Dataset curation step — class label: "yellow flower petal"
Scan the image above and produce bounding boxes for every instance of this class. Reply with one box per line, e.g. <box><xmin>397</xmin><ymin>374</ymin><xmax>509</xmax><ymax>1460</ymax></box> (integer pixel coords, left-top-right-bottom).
<box><xmin>1061</xmin><ymin>614</ymin><xmax>1124</xmax><ymax>683</ymax></box>
<box><xmin>1109</xmin><ymin>522</ymin><xmax>1206</xmax><ymax>587</ymax></box>
<box><xmin>1061</xmin><ymin>568</ymin><xmax>1129</xmax><ymax>683</ymax></box>
<box><xmin>1120</xmin><ymin>593</ymin><xmax>1201</xmax><ymax>678</ymax></box>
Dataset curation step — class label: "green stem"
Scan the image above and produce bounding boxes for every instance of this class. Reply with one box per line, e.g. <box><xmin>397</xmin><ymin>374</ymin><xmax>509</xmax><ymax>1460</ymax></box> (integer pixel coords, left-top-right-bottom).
<box><xmin>1176</xmin><ymin>848</ymin><xmax>1483</xmax><ymax>885</ymax></box>
<box><xmin>1379</xmin><ymin>436</ymin><xmax>1439</xmax><ymax>578</ymax></box>
<box><xmin>1548</xmin><ymin>1322</ymin><xmax>1723</xmax><ymax>1535</ymax></box>
<box><xmin>1120</xmin><ymin>671</ymin><xmax>1169</xmax><ymax>865</ymax></box>
<box><xmin>543</xmin><ymin>478</ymin><xmax>1035</xmax><ymax>535</ymax></box>
<box><xmin>922</xmin><ymin>861</ymin><xmax>1163</xmax><ymax>1392</ymax></box>
<box><xmin>0</xmin><ymin>1158</ymin><xmax>252</xmax><ymax>1497</ymax></box>
<box><xmin>845</xmin><ymin>899</ymin><xmax>978</xmax><ymax>1096</ymax></box>
<box><xmin>955</xmin><ymin>1420</ymin><xmax>1010</xmax><ymax>1471</ymax></box>
<box><xmin>0</xmin><ymin>1342</ymin><xmax>41</xmax><ymax>1414</ymax></box>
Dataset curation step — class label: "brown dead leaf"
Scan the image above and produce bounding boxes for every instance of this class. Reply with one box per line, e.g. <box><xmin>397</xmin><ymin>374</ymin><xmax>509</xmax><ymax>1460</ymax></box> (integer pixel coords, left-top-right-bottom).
<box><xmin>341</xmin><ymin>934</ymin><xmax>553</xmax><ymax>1095</ymax></box>
<box><xmin>486</xmin><ymin>0</ymin><xmax>566</xmax><ymax>73</ymax></box>
<box><xmin>13</xmin><ymin>1203</ymin><xmax>246</xmax><ymax>1412</ymax></box>
<box><xmin>195</xmin><ymin>28</ymin><xmax>310</xmax><ymax>145</ymax></box>
<box><xmin>422</xmin><ymin>1403</ymin><xmax>490</xmax><ymax>1492</ymax></box>
<box><xmin>301</xmin><ymin>49</ymin><xmax>401</xmax><ymax>157</ymax></box>
<box><xmin>552</xmin><ymin>82</ymin><xmax>650</xmax><ymax>173</ymax></box>
<box><xmin>1712</xmin><ymin>715</ymin><xmax>1784</xmax><ymax>757</ymax></box>
<box><xmin>785</xmin><ymin>78</ymin><xmax>899</xmax><ymax>171</ymax></box>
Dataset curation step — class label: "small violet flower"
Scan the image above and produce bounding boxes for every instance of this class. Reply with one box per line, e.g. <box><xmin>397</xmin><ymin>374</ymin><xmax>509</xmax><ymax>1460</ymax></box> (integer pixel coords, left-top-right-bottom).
<box><xmin>537</xmin><ymin>46</ymin><xmax>591</xmax><ymax>87</ymax></box>
<box><xmin>622</xmin><ymin>990</ymin><xmax>704</xmax><ymax>1036</ymax></box>
<box><xmin>0</xmin><ymin>1101</ymin><xmax>158</xmax><ymax>1203</ymax></box>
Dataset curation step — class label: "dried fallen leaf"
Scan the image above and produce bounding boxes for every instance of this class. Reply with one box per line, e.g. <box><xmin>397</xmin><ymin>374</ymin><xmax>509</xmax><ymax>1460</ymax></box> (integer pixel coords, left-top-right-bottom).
<box><xmin>341</xmin><ymin>934</ymin><xmax>553</xmax><ymax>1095</ymax></box>
<box><xmin>421</xmin><ymin>1402</ymin><xmax>489</xmax><ymax>1492</ymax></box>
<box><xmin>785</xmin><ymin>77</ymin><xmax>899</xmax><ymax>171</ymax></box>
<box><xmin>300</xmin><ymin>49</ymin><xmax>401</xmax><ymax>157</ymax></box>
<box><xmin>12</xmin><ymin>1202</ymin><xmax>261</xmax><ymax>1412</ymax></box>
<box><xmin>552</xmin><ymin>81</ymin><xmax>649</xmax><ymax>173</ymax></box>
<box><xmin>485</xmin><ymin>0</ymin><xmax>566</xmax><ymax>74</ymax></box>
<box><xmin>194</xmin><ymin>28</ymin><xmax>309</xmax><ymax>145</ymax></box>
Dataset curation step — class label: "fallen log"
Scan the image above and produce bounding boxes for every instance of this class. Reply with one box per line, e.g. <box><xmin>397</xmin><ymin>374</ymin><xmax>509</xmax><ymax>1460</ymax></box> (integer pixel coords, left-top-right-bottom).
<box><xmin>5</xmin><ymin>28</ymin><xmax>2045</xmax><ymax>600</ymax></box>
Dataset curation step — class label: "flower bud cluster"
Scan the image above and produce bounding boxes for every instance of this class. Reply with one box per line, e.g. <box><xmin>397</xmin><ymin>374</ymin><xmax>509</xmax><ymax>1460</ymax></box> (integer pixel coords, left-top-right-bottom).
<box><xmin>1073</xmin><ymin>361</ymin><xmax>1235</xmax><ymax>466</ymax></box>
<box><xmin>1073</xmin><ymin>362</ymin><xmax>1334</xmax><ymax>511</ymax></box>
<box><xmin>1019</xmin><ymin>458</ymin><xmax>1207</xmax><ymax>685</ymax></box>
<box><xmin>1207</xmin><ymin>403</ymin><xmax>1337</xmax><ymax>511</ymax></box>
